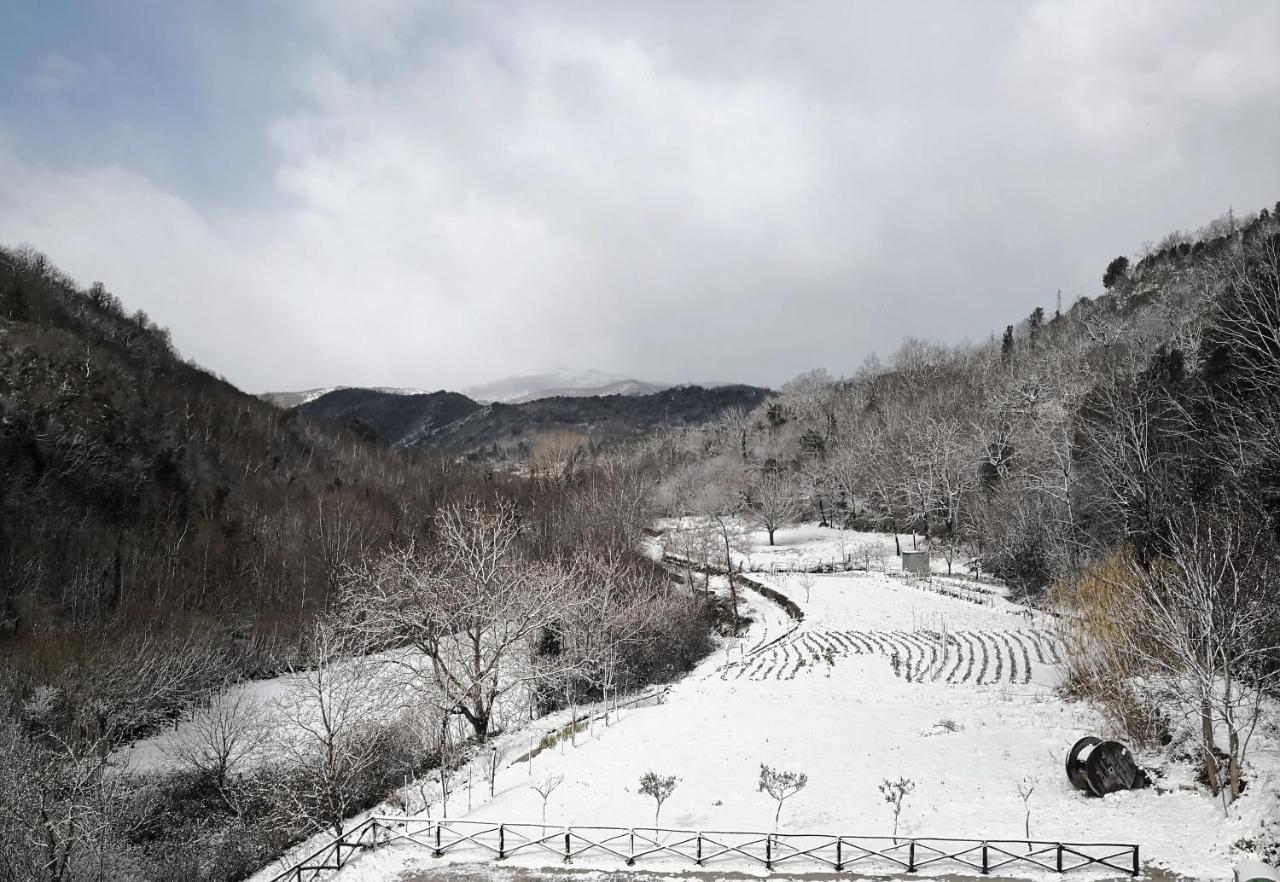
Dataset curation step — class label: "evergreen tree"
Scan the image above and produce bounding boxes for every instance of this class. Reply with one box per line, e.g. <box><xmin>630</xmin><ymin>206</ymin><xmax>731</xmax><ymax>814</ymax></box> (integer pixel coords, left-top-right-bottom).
<box><xmin>1</xmin><ymin>277</ymin><xmax>27</xmax><ymax>321</ymax></box>
<box><xmin>1028</xmin><ymin>307</ymin><xmax>1045</xmax><ymax>344</ymax></box>
<box><xmin>1000</xmin><ymin>324</ymin><xmax>1015</xmax><ymax>363</ymax></box>
<box><xmin>1103</xmin><ymin>255</ymin><xmax>1129</xmax><ymax>289</ymax></box>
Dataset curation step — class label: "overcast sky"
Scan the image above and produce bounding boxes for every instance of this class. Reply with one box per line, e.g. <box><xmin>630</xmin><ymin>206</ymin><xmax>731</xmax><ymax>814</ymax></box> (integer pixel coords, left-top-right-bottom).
<box><xmin>2</xmin><ymin>1</ymin><xmax>1277</xmax><ymax>393</ymax></box>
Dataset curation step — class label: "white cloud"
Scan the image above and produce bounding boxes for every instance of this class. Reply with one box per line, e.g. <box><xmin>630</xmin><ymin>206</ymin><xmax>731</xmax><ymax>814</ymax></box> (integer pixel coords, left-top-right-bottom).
<box><xmin>1</xmin><ymin>2</ymin><xmax>1277</xmax><ymax>393</ymax></box>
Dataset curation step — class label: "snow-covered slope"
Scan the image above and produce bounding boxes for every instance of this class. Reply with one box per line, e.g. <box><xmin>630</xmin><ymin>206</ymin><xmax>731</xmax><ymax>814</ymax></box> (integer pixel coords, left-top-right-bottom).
<box><xmin>260</xmin><ymin>386</ymin><xmax>433</xmax><ymax>409</ymax></box>
<box><xmin>462</xmin><ymin>368</ymin><xmax>667</xmax><ymax>404</ymax></box>
<box><xmin>287</xmin><ymin>523</ymin><xmax>1276</xmax><ymax>881</ymax></box>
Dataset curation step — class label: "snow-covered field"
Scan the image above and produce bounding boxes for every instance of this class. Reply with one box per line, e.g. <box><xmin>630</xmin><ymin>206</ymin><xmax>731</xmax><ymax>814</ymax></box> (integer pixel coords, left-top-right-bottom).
<box><xmin>248</xmin><ymin>524</ymin><xmax>1276</xmax><ymax>882</ymax></box>
<box><xmin>654</xmin><ymin>519</ymin><xmax>974</xmax><ymax>577</ymax></box>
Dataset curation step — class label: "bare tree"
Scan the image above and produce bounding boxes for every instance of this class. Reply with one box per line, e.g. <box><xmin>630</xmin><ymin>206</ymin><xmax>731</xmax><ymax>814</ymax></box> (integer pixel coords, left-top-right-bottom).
<box><xmin>344</xmin><ymin>500</ymin><xmax>588</xmax><ymax>740</ymax></box>
<box><xmin>529</xmin><ymin>430</ymin><xmax>588</xmax><ymax>486</ymax></box>
<box><xmin>1115</xmin><ymin>503</ymin><xmax>1279</xmax><ymax>806</ymax></box>
<box><xmin>746</xmin><ymin>469</ymin><xmax>803</xmax><ymax>546</ymax></box>
<box><xmin>266</xmin><ymin>619</ymin><xmax>386</xmax><ymax>837</ymax></box>
<box><xmin>1016</xmin><ymin>776</ymin><xmax>1035</xmax><ymax>846</ymax></box>
<box><xmin>167</xmin><ymin>682</ymin><xmax>266</xmax><ymax>791</ymax></box>
<box><xmin>531</xmin><ymin>773</ymin><xmax>564</xmax><ymax>827</ymax></box>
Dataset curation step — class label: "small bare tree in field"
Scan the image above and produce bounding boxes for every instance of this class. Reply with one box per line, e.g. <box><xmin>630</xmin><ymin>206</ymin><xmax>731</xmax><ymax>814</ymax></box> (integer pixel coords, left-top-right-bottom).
<box><xmin>852</xmin><ymin>539</ymin><xmax>886</xmax><ymax>572</ymax></box>
<box><xmin>531</xmin><ymin>773</ymin><xmax>564</xmax><ymax>826</ymax></box>
<box><xmin>1016</xmin><ymin>776</ymin><xmax>1036</xmax><ymax>847</ymax></box>
<box><xmin>638</xmin><ymin>771</ymin><xmax>679</xmax><ymax>827</ymax></box>
<box><xmin>168</xmin><ymin>682</ymin><xmax>266</xmax><ymax>790</ymax></box>
<box><xmin>758</xmin><ymin>763</ymin><xmax>808</xmax><ymax>830</ymax></box>
<box><xmin>797</xmin><ymin>572</ymin><xmax>816</xmax><ymax>603</ymax></box>
<box><xmin>878</xmin><ymin>777</ymin><xmax>915</xmax><ymax>842</ymax></box>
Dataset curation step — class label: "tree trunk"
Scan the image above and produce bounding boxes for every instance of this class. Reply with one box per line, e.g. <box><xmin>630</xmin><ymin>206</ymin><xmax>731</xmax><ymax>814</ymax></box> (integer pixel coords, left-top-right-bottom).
<box><xmin>1201</xmin><ymin>698</ymin><xmax>1222</xmax><ymax>795</ymax></box>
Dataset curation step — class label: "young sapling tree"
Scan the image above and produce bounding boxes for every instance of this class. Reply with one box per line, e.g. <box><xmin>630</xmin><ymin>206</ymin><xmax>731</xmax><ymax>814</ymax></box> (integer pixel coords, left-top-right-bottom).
<box><xmin>878</xmin><ymin>777</ymin><xmax>916</xmax><ymax>843</ymax></box>
<box><xmin>798</xmin><ymin>572</ymin><xmax>815</xmax><ymax>603</ymax></box>
<box><xmin>1016</xmin><ymin>776</ymin><xmax>1035</xmax><ymax>848</ymax></box>
<box><xmin>531</xmin><ymin>773</ymin><xmax>564</xmax><ymax>827</ymax></box>
<box><xmin>638</xmin><ymin>771</ymin><xmax>679</xmax><ymax>827</ymax></box>
<box><xmin>759</xmin><ymin>763</ymin><xmax>808</xmax><ymax>830</ymax></box>
<box><xmin>485</xmin><ymin>745</ymin><xmax>506</xmax><ymax>798</ymax></box>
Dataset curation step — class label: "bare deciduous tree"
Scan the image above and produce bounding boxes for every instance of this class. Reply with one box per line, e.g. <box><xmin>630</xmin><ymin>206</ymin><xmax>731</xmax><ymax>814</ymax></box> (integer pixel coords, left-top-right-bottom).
<box><xmin>747</xmin><ymin>469</ymin><xmax>803</xmax><ymax>546</ymax></box>
<box><xmin>345</xmin><ymin>499</ymin><xmax>588</xmax><ymax>740</ymax></box>
<box><xmin>265</xmin><ymin>619</ymin><xmax>386</xmax><ymax>837</ymax></box>
<box><xmin>531</xmin><ymin>773</ymin><xmax>564</xmax><ymax>827</ymax></box>
<box><xmin>167</xmin><ymin>682</ymin><xmax>266</xmax><ymax>791</ymax></box>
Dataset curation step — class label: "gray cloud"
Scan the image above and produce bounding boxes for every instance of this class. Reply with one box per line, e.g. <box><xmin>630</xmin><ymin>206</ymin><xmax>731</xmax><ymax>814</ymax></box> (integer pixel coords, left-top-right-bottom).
<box><xmin>1</xmin><ymin>0</ymin><xmax>1277</xmax><ymax>392</ymax></box>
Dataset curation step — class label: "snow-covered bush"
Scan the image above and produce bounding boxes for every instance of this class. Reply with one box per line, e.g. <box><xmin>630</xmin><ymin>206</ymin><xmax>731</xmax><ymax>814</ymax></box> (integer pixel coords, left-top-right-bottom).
<box><xmin>878</xmin><ymin>776</ymin><xmax>915</xmax><ymax>842</ymax></box>
<box><xmin>637</xmin><ymin>771</ymin><xmax>679</xmax><ymax>827</ymax></box>
<box><xmin>758</xmin><ymin>763</ymin><xmax>808</xmax><ymax>829</ymax></box>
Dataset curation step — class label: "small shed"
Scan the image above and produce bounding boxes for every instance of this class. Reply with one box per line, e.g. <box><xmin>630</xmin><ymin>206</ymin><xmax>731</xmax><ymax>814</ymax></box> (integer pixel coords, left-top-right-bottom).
<box><xmin>901</xmin><ymin>550</ymin><xmax>930</xmax><ymax>576</ymax></box>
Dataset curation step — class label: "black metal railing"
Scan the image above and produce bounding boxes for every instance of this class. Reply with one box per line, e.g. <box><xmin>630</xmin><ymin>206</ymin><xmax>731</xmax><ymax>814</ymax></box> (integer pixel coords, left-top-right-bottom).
<box><xmin>267</xmin><ymin>816</ymin><xmax>1140</xmax><ymax>880</ymax></box>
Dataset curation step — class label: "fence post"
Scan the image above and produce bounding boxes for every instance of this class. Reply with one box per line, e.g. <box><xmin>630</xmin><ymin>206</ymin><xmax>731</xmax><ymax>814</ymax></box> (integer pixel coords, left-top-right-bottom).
<box><xmin>1056</xmin><ymin>844</ymin><xmax>1063</xmax><ymax>872</ymax></box>
<box><xmin>981</xmin><ymin>842</ymin><xmax>988</xmax><ymax>874</ymax></box>
<box><xmin>836</xmin><ymin>837</ymin><xmax>843</xmax><ymax>871</ymax></box>
<box><xmin>908</xmin><ymin>840</ymin><xmax>916</xmax><ymax>872</ymax></box>
<box><xmin>1131</xmin><ymin>844</ymin><xmax>1140</xmax><ymax>877</ymax></box>
<box><xmin>696</xmin><ymin>833</ymin><xmax>702</xmax><ymax>865</ymax></box>
<box><xmin>628</xmin><ymin>830</ymin><xmax>635</xmax><ymax>866</ymax></box>
<box><xmin>765</xmin><ymin>833</ymin><xmax>772</xmax><ymax>870</ymax></box>
<box><xmin>498</xmin><ymin>824</ymin><xmax>505</xmax><ymax>859</ymax></box>
<box><xmin>564</xmin><ymin>831</ymin><xmax>571</xmax><ymax>862</ymax></box>
<box><xmin>434</xmin><ymin>821</ymin><xmax>443</xmax><ymax>857</ymax></box>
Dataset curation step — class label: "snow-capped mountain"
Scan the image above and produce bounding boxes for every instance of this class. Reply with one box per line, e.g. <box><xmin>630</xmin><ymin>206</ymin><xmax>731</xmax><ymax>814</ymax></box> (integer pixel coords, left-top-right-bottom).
<box><xmin>462</xmin><ymin>368</ymin><xmax>668</xmax><ymax>404</ymax></box>
<box><xmin>260</xmin><ymin>386</ymin><xmax>432</xmax><ymax>409</ymax></box>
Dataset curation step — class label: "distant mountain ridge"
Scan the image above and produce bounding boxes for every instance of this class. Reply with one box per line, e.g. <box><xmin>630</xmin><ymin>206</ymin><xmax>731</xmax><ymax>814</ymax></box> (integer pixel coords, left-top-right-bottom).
<box><xmin>264</xmin><ymin>368</ymin><xmax>668</xmax><ymax>409</ymax></box>
<box><xmin>462</xmin><ymin>367</ymin><xmax>667</xmax><ymax>403</ymax></box>
<box><xmin>260</xmin><ymin>386</ymin><xmax>432</xmax><ymax>409</ymax></box>
<box><xmin>295</xmin><ymin>383</ymin><xmax>772</xmax><ymax>456</ymax></box>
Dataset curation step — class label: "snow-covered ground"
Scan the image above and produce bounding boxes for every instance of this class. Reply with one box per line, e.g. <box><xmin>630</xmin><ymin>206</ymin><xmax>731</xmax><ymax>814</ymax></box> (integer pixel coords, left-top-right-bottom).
<box><xmin>270</xmin><ymin>523</ymin><xmax>1277</xmax><ymax>882</ymax></box>
<box><xmin>655</xmin><ymin>519</ymin><xmax>976</xmax><ymax>577</ymax></box>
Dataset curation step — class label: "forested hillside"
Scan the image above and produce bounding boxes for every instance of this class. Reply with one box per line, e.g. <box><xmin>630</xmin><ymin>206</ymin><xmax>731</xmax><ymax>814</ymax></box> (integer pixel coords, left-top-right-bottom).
<box><xmin>295</xmin><ymin>382</ymin><xmax>772</xmax><ymax>455</ymax></box>
<box><xmin>0</xmin><ymin>246</ymin><xmax>464</xmax><ymax>661</ymax></box>
<box><xmin>0</xmin><ymin>246</ymin><xmax>716</xmax><ymax>880</ymax></box>
<box><xmin>647</xmin><ymin>202</ymin><xmax>1280</xmax><ymax>816</ymax></box>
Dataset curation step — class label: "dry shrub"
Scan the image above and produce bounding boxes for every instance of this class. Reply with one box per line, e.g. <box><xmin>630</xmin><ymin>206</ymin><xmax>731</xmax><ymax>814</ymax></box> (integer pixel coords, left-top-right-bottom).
<box><xmin>1049</xmin><ymin>552</ymin><xmax>1166</xmax><ymax>745</ymax></box>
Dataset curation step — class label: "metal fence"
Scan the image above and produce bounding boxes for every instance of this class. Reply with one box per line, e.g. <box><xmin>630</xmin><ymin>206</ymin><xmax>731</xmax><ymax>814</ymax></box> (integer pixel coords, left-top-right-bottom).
<box><xmin>268</xmin><ymin>816</ymin><xmax>1141</xmax><ymax>881</ymax></box>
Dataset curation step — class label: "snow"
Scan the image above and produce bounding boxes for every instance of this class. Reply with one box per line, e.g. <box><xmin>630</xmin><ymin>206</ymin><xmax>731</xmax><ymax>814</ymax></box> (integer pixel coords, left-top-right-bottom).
<box><xmin>463</xmin><ymin>368</ymin><xmax>665</xmax><ymax>404</ymax></box>
<box><xmin>114</xmin><ymin>648</ymin><xmax>433</xmax><ymax>776</ymax></box>
<box><xmin>214</xmin><ymin>523</ymin><xmax>1279</xmax><ymax>880</ymax></box>
<box><xmin>256</xmin><ymin>524</ymin><xmax>1277</xmax><ymax>882</ymax></box>
<box><xmin>657</xmin><ymin>520</ymin><xmax>975</xmax><ymax>578</ymax></box>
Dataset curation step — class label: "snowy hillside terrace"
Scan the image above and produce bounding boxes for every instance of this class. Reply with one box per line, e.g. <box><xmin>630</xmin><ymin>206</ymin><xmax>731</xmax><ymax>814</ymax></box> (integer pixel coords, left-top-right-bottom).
<box><xmin>245</xmin><ymin>522</ymin><xmax>1279</xmax><ymax>882</ymax></box>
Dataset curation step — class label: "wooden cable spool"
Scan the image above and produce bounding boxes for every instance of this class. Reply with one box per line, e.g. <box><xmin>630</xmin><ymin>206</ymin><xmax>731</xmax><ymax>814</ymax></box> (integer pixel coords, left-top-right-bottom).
<box><xmin>1065</xmin><ymin>736</ymin><xmax>1101</xmax><ymax>793</ymax></box>
<box><xmin>1066</xmin><ymin>736</ymin><xmax>1144</xmax><ymax>796</ymax></box>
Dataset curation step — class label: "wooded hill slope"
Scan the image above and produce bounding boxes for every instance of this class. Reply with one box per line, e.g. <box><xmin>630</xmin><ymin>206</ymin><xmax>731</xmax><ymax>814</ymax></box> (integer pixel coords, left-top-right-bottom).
<box><xmin>653</xmin><ymin>202</ymin><xmax>1280</xmax><ymax>594</ymax></box>
<box><xmin>294</xmin><ymin>382</ymin><xmax>773</xmax><ymax>455</ymax></box>
<box><xmin>0</xmin><ymin>246</ymin><xmax>472</xmax><ymax>708</ymax></box>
